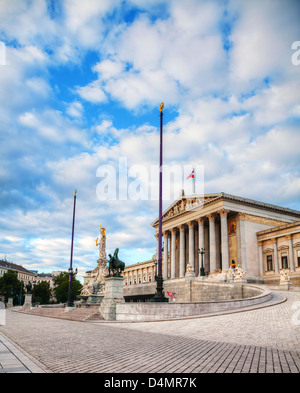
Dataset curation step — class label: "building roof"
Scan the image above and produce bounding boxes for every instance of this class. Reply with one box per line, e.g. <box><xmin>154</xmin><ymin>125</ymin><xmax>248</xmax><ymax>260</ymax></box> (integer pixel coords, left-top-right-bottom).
<box><xmin>256</xmin><ymin>220</ymin><xmax>300</xmax><ymax>237</ymax></box>
<box><xmin>0</xmin><ymin>260</ymin><xmax>35</xmax><ymax>275</ymax></box>
<box><xmin>124</xmin><ymin>258</ymin><xmax>155</xmax><ymax>270</ymax></box>
<box><xmin>36</xmin><ymin>273</ymin><xmax>55</xmax><ymax>278</ymax></box>
<box><xmin>151</xmin><ymin>192</ymin><xmax>300</xmax><ymax>227</ymax></box>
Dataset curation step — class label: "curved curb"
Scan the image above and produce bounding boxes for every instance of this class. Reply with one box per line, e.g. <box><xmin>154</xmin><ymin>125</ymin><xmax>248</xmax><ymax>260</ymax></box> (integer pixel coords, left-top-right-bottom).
<box><xmin>88</xmin><ymin>291</ymin><xmax>286</xmax><ymax>324</ymax></box>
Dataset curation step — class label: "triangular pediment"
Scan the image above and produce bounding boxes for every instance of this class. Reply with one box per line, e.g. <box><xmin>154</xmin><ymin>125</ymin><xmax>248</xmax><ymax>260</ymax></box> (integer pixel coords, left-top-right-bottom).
<box><xmin>151</xmin><ymin>193</ymin><xmax>222</xmax><ymax>227</ymax></box>
<box><xmin>151</xmin><ymin>192</ymin><xmax>300</xmax><ymax>228</ymax></box>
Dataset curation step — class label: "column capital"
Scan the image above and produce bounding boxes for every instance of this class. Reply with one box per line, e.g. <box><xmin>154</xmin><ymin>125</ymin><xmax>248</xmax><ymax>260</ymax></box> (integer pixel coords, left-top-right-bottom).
<box><xmin>286</xmin><ymin>234</ymin><xmax>293</xmax><ymax>240</ymax></box>
<box><xmin>162</xmin><ymin>230</ymin><xmax>169</xmax><ymax>237</ymax></box>
<box><xmin>170</xmin><ymin>227</ymin><xmax>177</xmax><ymax>234</ymax></box>
<box><xmin>179</xmin><ymin>224</ymin><xmax>186</xmax><ymax>231</ymax></box>
<box><xmin>218</xmin><ymin>209</ymin><xmax>230</xmax><ymax>218</ymax></box>
<box><xmin>272</xmin><ymin>238</ymin><xmax>277</xmax><ymax>244</ymax></box>
<box><xmin>155</xmin><ymin>232</ymin><xmax>159</xmax><ymax>239</ymax></box>
<box><xmin>196</xmin><ymin>217</ymin><xmax>206</xmax><ymax>225</ymax></box>
<box><xmin>208</xmin><ymin>213</ymin><xmax>216</xmax><ymax>222</ymax></box>
<box><xmin>187</xmin><ymin>221</ymin><xmax>195</xmax><ymax>229</ymax></box>
<box><xmin>258</xmin><ymin>241</ymin><xmax>264</xmax><ymax>247</ymax></box>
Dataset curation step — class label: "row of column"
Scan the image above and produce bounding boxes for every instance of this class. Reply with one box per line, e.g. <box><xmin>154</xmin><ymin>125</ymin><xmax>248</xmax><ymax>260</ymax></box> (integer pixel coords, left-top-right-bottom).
<box><xmin>156</xmin><ymin>209</ymin><xmax>230</xmax><ymax>279</ymax></box>
<box><xmin>124</xmin><ymin>265</ymin><xmax>156</xmax><ymax>285</ymax></box>
<box><xmin>258</xmin><ymin>234</ymin><xmax>296</xmax><ymax>275</ymax></box>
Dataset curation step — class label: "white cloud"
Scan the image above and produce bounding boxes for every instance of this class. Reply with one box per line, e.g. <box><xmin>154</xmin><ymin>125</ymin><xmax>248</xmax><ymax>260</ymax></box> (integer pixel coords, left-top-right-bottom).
<box><xmin>25</xmin><ymin>77</ymin><xmax>52</xmax><ymax>98</ymax></box>
<box><xmin>228</xmin><ymin>0</ymin><xmax>300</xmax><ymax>89</ymax></box>
<box><xmin>104</xmin><ymin>68</ymin><xmax>179</xmax><ymax>109</ymax></box>
<box><xmin>76</xmin><ymin>80</ymin><xmax>107</xmax><ymax>103</ymax></box>
<box><xmin>93</xmin><ymin>58</ymin><xmax>125</xmax><ymax>79</ymax></box>
<box><xmin>77</xmin><ymin>2</ymin><xmax>228</xmax><ymax>109</ymax></box>
<box><xmin>18</xmin><ymin>108</ymin><xmax>89</xmax><ymax>146</ymax></box>
<box><xmin>0</xmin><ymin>0</ymin><xmax>300</xmax><ymax>277</ymax></box>
<box><xmin>66</xmin><ymin>101</ymin><xmax>83</xmax><ymax>118</ymax></box>
<box><xmin>64</xmin><ymin>0</ymin><xmax>114</xmax><ymax>47</ymax></box>
<box><xmin>242</xmin><ymin>81</ymin><xmax>300</xmax><ymax>125</ymax></box>
<box><xmin>0</xmin><ymin>0</ymin><xmax>57</xmax><ymax>47</ymax></box>
<box><xmin>47</xmin><ymin>152</ymin><xmax>100</xmax><ymax>192</ymax></box>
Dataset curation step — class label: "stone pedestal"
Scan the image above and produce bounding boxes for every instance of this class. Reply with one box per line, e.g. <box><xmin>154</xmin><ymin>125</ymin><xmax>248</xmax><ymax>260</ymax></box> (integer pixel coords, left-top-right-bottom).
<box><xmin>23</xmin><ymin>294</ymin><xmax>32</xmax><ymax>308</ymax></box>
<box><xmin>280</xmin><ymin>280</ymin><xmax>292</xmax><ymax>290</ymax></box>
<box><xmin>99</xmin><ymin>277</ymin><xmax>124</xmax><ymax>320</ymax></box>
<box><xmin>7</xmin><ymin>297</ymin><xmax>13</xmax><ymax>308</ymax></box>
<box><xmin>89</xmin><ymin>294</ymin><xmax>104</xmax><ymax>305</ymax></box>
<box><xmin>234</xmin><ymin>277</ymin><xmax>247</xmax><ymax>284</ymax></box>
<box><xmin>0</xmin><ymin>301</ymin><xmax>5</xmax><ymax>326</ymax></box>
<box><xmin>185</xmin><ymin>264</ymin><xmax>195</xmax><ymax>281</ymax></box>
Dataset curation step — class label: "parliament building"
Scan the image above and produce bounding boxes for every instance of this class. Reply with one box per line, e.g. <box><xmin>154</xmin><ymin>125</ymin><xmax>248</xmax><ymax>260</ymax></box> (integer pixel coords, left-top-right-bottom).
<box><xmin>122</xmin><ymin>192</ymin><xmax>300</xmax><ymax>301</ymax></box>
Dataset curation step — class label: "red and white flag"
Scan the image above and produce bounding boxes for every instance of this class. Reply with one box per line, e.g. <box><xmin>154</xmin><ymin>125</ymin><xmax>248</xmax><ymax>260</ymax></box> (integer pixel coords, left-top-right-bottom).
<box><xmin>187</xmin><ymin>170</ymin><xmax>194</xmax><ymax>179</ymax></box>
<box><xmin>187</xmin><ymin>169</ymin><xmax>196</xmax><ymax>193</ymax></box>
<box><xmin>167</xmin><ymin>291</ymin><xmax>176</xmax><ymax>299</ymax></box>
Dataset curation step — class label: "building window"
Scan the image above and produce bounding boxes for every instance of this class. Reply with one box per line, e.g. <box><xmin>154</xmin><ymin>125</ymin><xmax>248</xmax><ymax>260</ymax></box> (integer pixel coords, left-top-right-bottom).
<box><xmin>267</xmin><ymin>255</ymin><xmax>273</xmax><ymax>271</ymax></box>
<box><xmin>297</xmin><ymin>250</ymin><xmax>300</xmax><ymax>267</ymax></box>
<box><xmin>281</xmin><ymin>255</ymin><xmax>288</xmax><ymax>269</ymax></box>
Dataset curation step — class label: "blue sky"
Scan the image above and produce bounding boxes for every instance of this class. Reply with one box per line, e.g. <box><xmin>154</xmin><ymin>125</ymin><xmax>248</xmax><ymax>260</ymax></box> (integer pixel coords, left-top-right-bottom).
<box><xmin>0</xmin><ymin>0</ymin><xmax>299</xmax><ymax>281</ymax></box>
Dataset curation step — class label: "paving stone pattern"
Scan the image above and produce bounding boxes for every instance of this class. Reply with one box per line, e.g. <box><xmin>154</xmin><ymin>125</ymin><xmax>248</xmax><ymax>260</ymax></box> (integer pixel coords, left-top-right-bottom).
<box><xmin>0</xmin><ymin>290</ymin><xmax>299</xmax><ymax>373</ymax></box>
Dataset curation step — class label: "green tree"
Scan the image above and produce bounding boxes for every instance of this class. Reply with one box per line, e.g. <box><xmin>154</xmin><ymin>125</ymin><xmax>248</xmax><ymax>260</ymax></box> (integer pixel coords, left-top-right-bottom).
<box><xmin>32</xmin><ymin>281</ymin><xmax>51</xmax><ymax>305</ymax></box>
<box><xmin>0</xmin><ymin>270</ymin><xmax>24</xmax><ymax>305</ymax></box>
<box><xmin>53</xmin><ymin>272</ymin><xmax>82</xmax><ymax>304</ymax></box>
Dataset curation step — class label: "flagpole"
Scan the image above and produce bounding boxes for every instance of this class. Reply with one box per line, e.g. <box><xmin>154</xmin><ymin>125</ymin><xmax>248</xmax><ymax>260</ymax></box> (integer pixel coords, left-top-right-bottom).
<box><xmin>158</xmin><ymin>104</ymin><xmax>163</xmax><ymax>277</ymax></box>
<box><xmin>67</xmin><ymin>189</ymin><xmax>77</xmax><ymax>308</ymax></box>
<box><xmin>193</xmin><ymin>168</ymin><xmax>195</xmax><ymax>194</ymax></box>
<box><xmin>152</xmin><ymin>103</ymin><xmax>167</xmax><ymax>302</ymax></box>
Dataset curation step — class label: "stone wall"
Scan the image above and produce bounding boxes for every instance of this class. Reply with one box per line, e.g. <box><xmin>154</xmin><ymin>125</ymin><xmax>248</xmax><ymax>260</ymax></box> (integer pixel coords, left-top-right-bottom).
<box><xmin>162</xmin><ymin>279</ymin><xmax>261</xmax><ymax>303</ymax></box>
<box><xmin>116</xmin><ymin>284</ymin><xmax>271</xmax><ymax>321</ymax></box>
<box><xmin>124</xmin><ymin>277</ymin><xmax>267</xmax><ymax>303</ymax></box>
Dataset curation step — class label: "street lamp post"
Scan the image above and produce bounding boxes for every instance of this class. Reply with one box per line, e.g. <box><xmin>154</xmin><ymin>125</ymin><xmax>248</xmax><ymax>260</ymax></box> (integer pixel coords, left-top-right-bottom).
<box><xmin>153</xmin><ymin>260</ymin><xmax>157</xmax><ymax>276</ymax></box>
<box><xmin>67</xmin><ymin>267</ymin><xmax>78</xmax><ymax>307</ymax></box>
<box><xmin>198</xmin><ymin>248</ymin><xmax>205</xmax><ymax>277</ymax></box>
<box><xmin>19</xmin><ymin>280</ymin><xmax>23</xmax><ymax>306</ymax></box>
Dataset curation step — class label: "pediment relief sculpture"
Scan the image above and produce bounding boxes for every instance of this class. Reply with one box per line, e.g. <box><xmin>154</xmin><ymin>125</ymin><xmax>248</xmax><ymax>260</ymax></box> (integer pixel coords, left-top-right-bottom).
<box><xmin>162</xmin><ymin>197</ymin><xmax>204</xmax><ymax>220</ymax></box>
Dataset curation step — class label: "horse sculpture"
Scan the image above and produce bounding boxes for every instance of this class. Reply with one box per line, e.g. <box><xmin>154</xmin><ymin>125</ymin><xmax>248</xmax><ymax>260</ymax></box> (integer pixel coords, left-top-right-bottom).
<box><xmin>108</xmin><ymin>248</ymin><xmax>125</xmax><ymax>277</ymax></box>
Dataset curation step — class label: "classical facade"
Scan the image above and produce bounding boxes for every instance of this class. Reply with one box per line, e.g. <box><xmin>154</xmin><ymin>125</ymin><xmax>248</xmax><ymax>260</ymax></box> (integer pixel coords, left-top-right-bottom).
<box><xmin>123</xmin><ymin>192</ymin><xmax>300</xmax><ymax>292</ymax></box>
<box><xmin>257</xmin><ymin>221</ymin><xmax>300</xmax><ymax>285</ymax></box>
<box><xmin>123</xmin><ymin>259</ymin><xmax>157</xmax><ymax>286</ymax></box>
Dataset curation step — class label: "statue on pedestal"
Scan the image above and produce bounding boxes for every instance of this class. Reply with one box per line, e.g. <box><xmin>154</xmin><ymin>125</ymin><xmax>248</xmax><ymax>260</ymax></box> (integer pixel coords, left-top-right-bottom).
<box><xmin>107</xmin><ymin>248</ymin><xmax>125</xmax><ymax>277</ymax></box>
<box><xmin>96</xmin><ymin>226</ymin><xmax>107</xmax><ymax>261</ymax></box>
<box><xmin>227</xmin><ymin>262</ymin><xmax>247</xmax><ymax>282</ymax></box>
<box><xmin>280</xmin><ymin>269</ymin><xmax>290</xmax><ymax>282</ymax></box>
<box><xmin>26</xmin><ymin>281</ymin><xmax>32</xmax><ymax>294</ymax></box>
<box><xmin>80</xmin><ymin>225</ymin><xmax>109</xmax><ymax>297</ymax></box>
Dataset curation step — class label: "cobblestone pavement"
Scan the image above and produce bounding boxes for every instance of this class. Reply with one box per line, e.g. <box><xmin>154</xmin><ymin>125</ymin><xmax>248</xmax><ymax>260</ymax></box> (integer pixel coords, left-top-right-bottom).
<box><xmin>0</xmin><ymin>290</ymin><xmax>299</xmax><ymax>373</ymax></box>
<box><xmin>0</xmin><ymin>333</ymin><xmax>45</xmax><ymax>373</ymax></box>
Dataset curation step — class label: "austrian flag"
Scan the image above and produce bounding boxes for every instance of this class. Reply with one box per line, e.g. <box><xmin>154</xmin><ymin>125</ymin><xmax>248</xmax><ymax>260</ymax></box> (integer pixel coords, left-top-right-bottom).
<box><xmin>167</xmin><ymin>291</ymin><xmax>176</xmax><ymax>299</ymax></box>
<box><xmin>187</xmin><ymin>170</ymin><xmax>195</xmax><ymax>179</ymax></box>
<box><xmin>186</xmin><ymin>169</ymin><xmax>196</xmax><ymax>194</ymax></box>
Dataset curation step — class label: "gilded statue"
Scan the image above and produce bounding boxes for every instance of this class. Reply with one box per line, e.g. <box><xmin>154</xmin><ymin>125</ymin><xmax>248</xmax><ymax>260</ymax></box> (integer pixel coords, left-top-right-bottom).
<box><xmin>96</xmin><ymin>225</ymin><xmax>106</xmax><ymax>260</ymax></box>
<box><xmin>80</xmin><ymin>225</ymin><xmax>108</xmax><ymax>297</ymax></box>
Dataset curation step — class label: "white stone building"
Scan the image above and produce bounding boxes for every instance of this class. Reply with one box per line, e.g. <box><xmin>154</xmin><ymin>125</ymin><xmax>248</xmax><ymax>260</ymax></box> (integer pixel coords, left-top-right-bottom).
<box><xmin>123</xmin><ymin>193</ymin><xmax>300</xmax><ymax>291</ymax></box>
<box><xmin>0</xmin><ymin>259</ymin><xmax>36</xmax><ymax>285</ymax></box>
